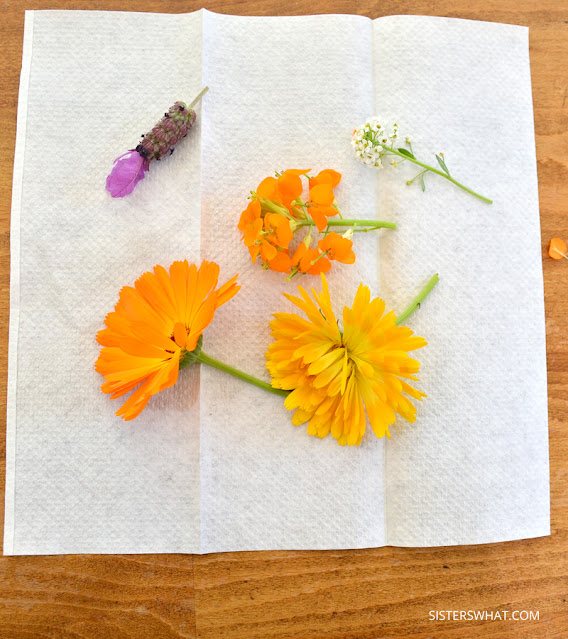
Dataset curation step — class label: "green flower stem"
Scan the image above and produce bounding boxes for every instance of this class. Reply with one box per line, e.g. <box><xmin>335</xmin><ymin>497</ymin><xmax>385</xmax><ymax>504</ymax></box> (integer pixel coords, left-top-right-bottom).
<box><xmin>196</xmin><ymin>350</ymin><xmax>289</xmax><ymax>397</ymax></box>
<box><xmin>395</xmin><ymin>273</ymin><xmax>440</xmax><ymax>326</ymax></box>
<box><xmin>259</xmin><ymin>198</ymin><xmax>296</xmax><ymax>221</ymax></box>
<box><xmin>189</xmin><ymin>86</ymin><xmax>209</xmax><ymax>108</ymax></box>
<box><xmin>380</xmin><ymin>144</ymin><xmax>493</xmax><ymax>204</ymax></box>
<box><xmin>190</xmin><ymin>275</ymin><xmax>438</xmax><ymax>395</ymax></box>
<box><xmin>296</xmin><ymin>219</ymin><xmax>397</xmax><ymax>230</ymax></box>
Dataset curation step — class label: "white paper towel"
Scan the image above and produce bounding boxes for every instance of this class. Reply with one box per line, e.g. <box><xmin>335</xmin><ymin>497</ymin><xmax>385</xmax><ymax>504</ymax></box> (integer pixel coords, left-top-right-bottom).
<box><xmin>4</xmin><ymin>9</ymin><xmax>549</xmax><ymax>555</ymax></box>
<box><xmin>6</xmin><ymin>10</ymin><xmax>206</xmax><ymax>554</ymax></box>
<box><xmin>372</xmin><ymin>16</ymin><xmax>549</xmax><ymax>546</ymax></box>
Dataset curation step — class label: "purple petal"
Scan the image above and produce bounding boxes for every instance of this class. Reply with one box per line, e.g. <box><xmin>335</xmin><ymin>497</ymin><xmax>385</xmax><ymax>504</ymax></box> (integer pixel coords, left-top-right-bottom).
<box><xmin>106</xmin><ymin>150</ymin><xmax>149</xmax><ymax>198</ymax></box>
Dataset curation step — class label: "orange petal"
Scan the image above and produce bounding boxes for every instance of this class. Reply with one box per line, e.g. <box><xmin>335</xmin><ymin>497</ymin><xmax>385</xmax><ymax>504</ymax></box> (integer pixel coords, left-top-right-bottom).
<box><xmin>322</xmin><ymin>169</ymin><xmax>341</xmax><ymax>187</ymax></box>
<box><xmin>266</xmin><ymin>213</ymin><xmax>293</xmax><ymax>248</ymax></box>
<box><xmin>299</xmin><ymin>248</ymin><xmax>331</xmax><ymax>275</ymax></box>
<box><xmin>291</xmin><ymin>242</ymin><xmax>307</xmax><ymax>266</ymax></box>
<box><xmin>309</xmin><ymin>169</ymin><xmax>341</xmax><ymax>190</ymax></box>
<box><xmin>116</xmin><ymin>286</ymin><xmax>169</xmax><ymax>335</ymax></box>
<box><xmin>269</xmin><ymin>251</ymin><xmax>292</xmax><ymax>273</ymax></box>
<box><xmin>549</xmin><ymin>237</ymin><xmax>567</xmax><ymax>260</ymax></box>
<box><xmin>257</xmin><ymin>176</ymin><xmax>279</xmax><ymax>199</ymax></box>
<box><xmin>114</xmin><ymin>336</ymin><xmax>172</xmax><ymax>359</ymax></box>
<box><xmin>135</xmin><ymin>271</ymin><xmax>178</xmax><ymax>324</ymax></box>
<box><xmin>169</xmin><ymin>260</ymin><xmax>190</xmax><ymax>324</ymax></box>
<box><xmin>153</xmin><ymin>264</ymin><xmax>178</xmax><ymax>318</ymax></box>
<box><xmin>215</xmin><ymin>274</ymin><xmax>240</xmax><ymax>308</ymax></box>
<box><xmin>309</xmin><ymin>207</ymin><xmax>329</xmax><ymax>232</ymax></box>
<box><xmin>309</xmin><ymin>183</ymin><xmax>335</xmax><ymax>206</ymax></box>
<box><xmin>187</xmin><ymin>293</ymin><xmax>217</xmax><ymax>346</ymax></box>
<box><xmin>260</xmin><ymin>239</ymin><xmax>278</xmax><ymax>262</ymax></box>
<box><xmin>249</xmin><ymin>244</ymin><xmax>260</xmax><ymax>264</ymax></box>
<box><xmin>277</xmin><ymin>173</ymin><xmax>303</xmax><ymax>205</ymax></box>
<box><xmin>238</xmin><ymin>200</ymin><xmax>261</xmax><ymax>232</ymax></box>
<box><xmin>116</xmin><ymin>350</ymin><xmax>180</xmax><ymax>421</ymax></box>
<box><xmin>282</xmin><ymin>168</ymin><xmax>311</xmax><ymax>176</ymax></box>
<box><xmin>123</xmin><ymin>322</ymin><xmax>173</xmax><ymax>351</ymax></box>
<box><xmin>187</xmin><ymin>261</ymin><xmax>219</xmax><ymax>327</ymax></box>
<box><xmin>318</xmin><ymin>233</ymin><xmax>355</xmax><ymax>264</ymax></box>
<box><xmin>244</xmin><ymin>217</ymin><xmax>263</xmax><ymax>247</ymax></box>
<box><xmin>173</xmin><ymin>322</ymin><xmax>187</xmax><ymax>347</ymax></box>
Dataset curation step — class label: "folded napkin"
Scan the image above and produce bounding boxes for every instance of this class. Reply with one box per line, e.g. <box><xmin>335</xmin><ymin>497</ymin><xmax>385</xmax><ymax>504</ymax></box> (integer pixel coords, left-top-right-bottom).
<box><xmin>5</xmin><ymin>10</ymin><xmax>548</xmax><ymax>555</ymax></box>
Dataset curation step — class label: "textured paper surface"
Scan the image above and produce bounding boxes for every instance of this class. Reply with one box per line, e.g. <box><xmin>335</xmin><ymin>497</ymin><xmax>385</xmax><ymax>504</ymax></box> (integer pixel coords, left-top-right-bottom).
<box><xmin>6</xmin><ymin>10</ymin><xmax>205</xmax><ymax>554</ymax></box>
<box><xmin>5</xmin><ymin>9</ymin><xmax>549</xmax><ymax>555</ymax></box>
<box><xmin>372</xmin><ymin>16</ymin><xmax>549</xmax><ymax>546</ymax></box>
<box><xmin>199</xmin><ymin>12</ymin><xmax>384</xmax><ymax>552</ymax></box>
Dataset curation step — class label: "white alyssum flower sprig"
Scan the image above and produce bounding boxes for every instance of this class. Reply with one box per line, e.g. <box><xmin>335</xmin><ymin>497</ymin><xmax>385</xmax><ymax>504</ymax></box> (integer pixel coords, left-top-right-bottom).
<box><xmin>352</xmin><ymin>118</ymin><xmax>492</xmax><ymax>204</ymax></box>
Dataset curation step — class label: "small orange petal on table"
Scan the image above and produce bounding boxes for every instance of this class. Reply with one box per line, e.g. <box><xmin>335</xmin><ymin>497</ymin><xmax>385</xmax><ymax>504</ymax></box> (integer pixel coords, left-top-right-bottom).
<box><xmin>549</xmin><ymin>237</ymin><xmax>567</xmax><ymax>260</ymax></box>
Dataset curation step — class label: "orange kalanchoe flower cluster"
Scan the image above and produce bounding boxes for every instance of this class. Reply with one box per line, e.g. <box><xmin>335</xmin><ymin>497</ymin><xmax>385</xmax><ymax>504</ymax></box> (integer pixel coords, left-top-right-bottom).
<box><xmin>95</xmin><ymin>260</ymin><xmax>239</xmax><ymax>420</ymax></box>
<box><xmin>238</xmin><ymin>169</ymin><xmax>364</xmax><ymax>278</ymax></box>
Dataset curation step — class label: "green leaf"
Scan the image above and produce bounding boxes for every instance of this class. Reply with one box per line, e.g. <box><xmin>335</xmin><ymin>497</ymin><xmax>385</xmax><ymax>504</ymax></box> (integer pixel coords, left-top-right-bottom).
<box><xmin>436</xmin><ymin>154</ymin><xmax>450</xmax><ymax>175</ymax></box>
<box><xmin>397</xmin><ymin>148</ymin><xmax>415</xmax><ymax>159</ymax></box>
<box><xmin>420</xmin><ymin>173</ymin><xmax>426</xmax><ymax>192</ymax></box>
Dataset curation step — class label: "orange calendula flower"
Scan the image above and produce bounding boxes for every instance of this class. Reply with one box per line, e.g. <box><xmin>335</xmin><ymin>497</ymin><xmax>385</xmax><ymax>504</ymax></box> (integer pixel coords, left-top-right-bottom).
<box><xmin>266</xmin><ymin>274</ymin><xmax>428</xmax><ymax>445</ymax></box>
<box><xmin>96</xmin><ymin>260</ymin><xmax>239</xmax><ymax>421</ymax></box>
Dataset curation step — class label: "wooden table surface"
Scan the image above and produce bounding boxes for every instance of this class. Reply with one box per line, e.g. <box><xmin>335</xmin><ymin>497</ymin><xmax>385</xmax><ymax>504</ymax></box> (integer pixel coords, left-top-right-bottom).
<box><xmin>1</xmin><ymin>1</ymin><xmax>567</xmax><ymax>637</ymax></box>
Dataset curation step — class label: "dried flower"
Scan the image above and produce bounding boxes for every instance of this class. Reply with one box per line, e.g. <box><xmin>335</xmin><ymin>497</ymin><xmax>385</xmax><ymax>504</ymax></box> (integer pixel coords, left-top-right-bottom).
<box><xmin>106</xmin><ymin>87</ymin><xmax>208</xmax><ymax>198</ymax></box>
<box><xmin>352</xmin><ymin>118</ymin><xmax>492</xmax><ymax>204</ymax></box>
<box><xmin>239</xmin><ymin>169</ymin><xmax>396</xmax><ymax>278</ymax></box>
<box><xmin>266</xmin><ymin>273</ymin><xmax>439</xmax><ymax>445</ymax></box>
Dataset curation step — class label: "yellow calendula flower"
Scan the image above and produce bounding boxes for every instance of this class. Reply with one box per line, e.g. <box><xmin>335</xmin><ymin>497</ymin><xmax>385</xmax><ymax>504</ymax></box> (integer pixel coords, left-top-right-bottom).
<box><xmin>266</xmin><ymin>274</ymin><xmax>428</xmax><ymax>446</ymax></box>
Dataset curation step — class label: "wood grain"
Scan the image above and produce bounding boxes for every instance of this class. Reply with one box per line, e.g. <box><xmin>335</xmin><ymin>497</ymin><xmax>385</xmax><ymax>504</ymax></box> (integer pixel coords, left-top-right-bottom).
<box><xmin>0</xmin><ymin>1</ymin><xmax>567</xmax><ymax>638</ymax></box>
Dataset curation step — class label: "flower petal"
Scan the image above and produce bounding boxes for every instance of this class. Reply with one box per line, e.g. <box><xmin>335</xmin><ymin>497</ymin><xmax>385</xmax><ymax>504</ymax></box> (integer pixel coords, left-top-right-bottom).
<box><xmin>106</xmin><ymin>151</ymin><xmax>148</xmax><ymax>198</ymax></box>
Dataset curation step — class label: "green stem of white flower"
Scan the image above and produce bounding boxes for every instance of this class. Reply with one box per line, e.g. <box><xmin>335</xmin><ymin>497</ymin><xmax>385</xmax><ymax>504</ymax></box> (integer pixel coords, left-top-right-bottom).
<box><xmin>196</xmin><ymin>351</ymin><xmax>289</xmax><ymax>397</ymax></box>
<box><xmin>395</xmin><ymin>274</ymin><xmax>440</xmax><ymax>326</ymax></box>
<box><xmin>379</xmin><ymin>144</ymin><xmax>493</xmax><ymax>204</ymax></box>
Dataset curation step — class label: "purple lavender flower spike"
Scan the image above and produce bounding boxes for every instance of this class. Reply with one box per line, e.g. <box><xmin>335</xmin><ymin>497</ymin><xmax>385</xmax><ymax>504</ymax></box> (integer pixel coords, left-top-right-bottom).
<box><xmin>106</xmin><ymin>150</ymin><xmax>149</xmax><ymax>198</ymax></box>
<box><xmin>105</xmin><ymin>87</ymin><xmax>209</xmax><ymax>198</ymax></box>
